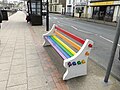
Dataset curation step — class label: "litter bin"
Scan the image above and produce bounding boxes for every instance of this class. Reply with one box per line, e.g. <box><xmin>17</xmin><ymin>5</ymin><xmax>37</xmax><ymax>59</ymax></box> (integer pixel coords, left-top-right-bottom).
<box><xmin>1</xmin><ymin>10</ymin><xmax>8</xmax><ymax>21</ymax></box>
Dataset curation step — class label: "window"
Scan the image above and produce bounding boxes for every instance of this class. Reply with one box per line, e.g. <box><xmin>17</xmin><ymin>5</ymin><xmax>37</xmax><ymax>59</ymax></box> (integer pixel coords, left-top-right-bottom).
<box><xmin>69</xmin><ymin>0</ymin><xmax>71</xmax><ymax>4</ymax></box>
<box><xmin>37</xmin><ymin>2</ymin><xmax>41</xmax><ymax>15</ymax></box>
<box><xmin>31</xmin><ymin>3</ymin><xmax>36</xmax><ymax>14</ymax></box>
<box><xmin>31</xmin><ymin>1</ymin><xmax>41</xmax><ymax>15</ymax></box>
<box><xmin>55</xmin><ymin>0</ymin><xmax>57</xmax><ymax>3</ymax></box>
<box><xmin>67</xmin><ymin>5</ymin><xmax>72</xmax><ymax>13</ymax></box>
<box><xmin>105</xmin><ymin>6</ymin><xmax>114</xmax><ymax>21</ymax></box>
<box><xmin>76</xmin><ymin>7</ymin><xmax>80</xmax><ymax>13</ymax></box>
<box><xmin>55</xmin><ymin>5</ymin><xmax>57</xmax><ymax>11</ymax></box>
<box><xmin>92</xmin><ymin>7</ymin><xmax>100</xmax><ymax>19</ymax></box>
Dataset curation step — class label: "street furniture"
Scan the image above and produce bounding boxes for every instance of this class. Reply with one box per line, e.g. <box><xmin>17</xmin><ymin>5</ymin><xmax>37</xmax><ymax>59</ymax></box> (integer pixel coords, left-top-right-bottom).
<box><xmin>43</xmin><ymin>24</ymin><xmax>94</xmax><ymax>80</ymax></box>
<box><xmin>27</xmin><ymin>0</ymin><xmax>42</xmax><ymax>25</ymax></box>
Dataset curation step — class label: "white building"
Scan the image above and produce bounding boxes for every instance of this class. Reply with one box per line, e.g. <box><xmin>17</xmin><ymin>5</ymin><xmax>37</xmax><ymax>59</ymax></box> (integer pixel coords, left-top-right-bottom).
<box><xmin>74</xmin><ymin>0</ymin><xmax>88</xmax><ymax>17</ymax></box>
<box><xmin>87</xmin><ymin>0</ymin><xmax>120</xmax><ymax>22</ymax></box>
<box><xmin>49</xmin><ymin>0</ymin><xmax>66</xmax><ymax>14</ymax></box>
<box><xmin>66</xmin><ymin>0</ymin><xmax>74</xmax><ymax>16</ymax></box>
<box><xmin>66</xmin><ymin>0</ymin><xmax>88</xmax><ymax>17</ymax></box>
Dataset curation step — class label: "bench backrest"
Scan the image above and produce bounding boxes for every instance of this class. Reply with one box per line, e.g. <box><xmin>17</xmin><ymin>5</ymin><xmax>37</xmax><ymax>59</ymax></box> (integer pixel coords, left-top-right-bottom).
<box><xmin>55</xmin><ymin>26</ymin><xmax>85</xmax><ymax>44</ymax></box>
<box><xmin>43</xmin><ymin>24</ymin><xmax>93</xmax><ymax>59</ymax></box>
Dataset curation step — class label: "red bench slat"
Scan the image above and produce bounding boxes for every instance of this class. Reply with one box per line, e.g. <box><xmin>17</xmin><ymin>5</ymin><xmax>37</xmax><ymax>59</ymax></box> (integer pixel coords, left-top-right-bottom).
<box><xmin>55</xmin><ymin>26</ymin><xmax>85</xmax><ymax>44</ymax></box>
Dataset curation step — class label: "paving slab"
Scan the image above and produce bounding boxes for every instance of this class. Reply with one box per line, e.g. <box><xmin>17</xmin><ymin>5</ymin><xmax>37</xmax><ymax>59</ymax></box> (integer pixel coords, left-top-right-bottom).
<box><xmin>7</xmin><ymin>84</ymin><xmax>27</xmax><ymax>90</ymax></box>
<box><xmin>0</xmin><ymin>81</ymin><xmax>7</xmax><ymax>90</ymax></box>
<box><xmin>7</xmin><ymin>73</ymin><xmax>27</xmax><ymax>87</ymax></box>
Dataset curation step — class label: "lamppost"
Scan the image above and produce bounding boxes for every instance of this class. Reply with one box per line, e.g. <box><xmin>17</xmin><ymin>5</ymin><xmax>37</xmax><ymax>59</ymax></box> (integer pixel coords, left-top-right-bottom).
<box><xmin>72</xmin><ymin>0</ymin><xmax>75</xmax><ymax>17</ymax></box>
<box><xmin>46</xmin><ymin>0</ymin><xmax>49</xmax><ymax>31</ymax></box>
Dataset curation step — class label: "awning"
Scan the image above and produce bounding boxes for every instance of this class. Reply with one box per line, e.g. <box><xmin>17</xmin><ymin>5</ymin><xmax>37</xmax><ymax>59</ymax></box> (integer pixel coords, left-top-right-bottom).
<box><xmin>91</xmin><ymin>1</ymin><xmax>113</xmax><ymax>6</ymax></box>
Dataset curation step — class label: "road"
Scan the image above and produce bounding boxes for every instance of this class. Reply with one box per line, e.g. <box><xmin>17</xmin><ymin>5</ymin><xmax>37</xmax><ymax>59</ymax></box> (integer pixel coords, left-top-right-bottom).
<box><xmin>43</xmin><ymin>14</ymin><xmax>120</xmax><ymax>80</ymax></box>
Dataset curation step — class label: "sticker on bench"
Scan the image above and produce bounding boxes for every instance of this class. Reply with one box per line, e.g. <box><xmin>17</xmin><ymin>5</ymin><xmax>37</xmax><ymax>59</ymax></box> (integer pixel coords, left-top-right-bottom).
<box><xmin>68</xmin><ymin>60</ymin><xmax>86</xmax><ymax>67</ymax></box>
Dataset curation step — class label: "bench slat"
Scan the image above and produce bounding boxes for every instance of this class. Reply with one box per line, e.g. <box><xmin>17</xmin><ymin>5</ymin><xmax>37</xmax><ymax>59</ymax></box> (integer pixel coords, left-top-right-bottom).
<box><xmin>51</xmin><ymin>36</ymin><xmax>73</xmax><ymax>57</ymax></box>
<box><xmin>52</xmin><ymin>35</ymin><xmax>76</xmax><ymax>55</ymax></box>
<box><xmin>55</xmin><ymin>31</ymin><xmax>81</xmax><ymax>50</ymax></box>
<box><xmin>45</xmin><ymin>36</ymin><xmax>70</xmax><ymax>59</ymax></box>
<box><xmin>55</xmin><ymin>26</ymin><xmax>85</xmax><ymax>44</ymax></box>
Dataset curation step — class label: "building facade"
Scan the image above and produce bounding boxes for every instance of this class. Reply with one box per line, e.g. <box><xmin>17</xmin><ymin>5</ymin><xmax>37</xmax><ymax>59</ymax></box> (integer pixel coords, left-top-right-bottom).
<box><xmin>66</xmin><ymin>0</ymin><xmax>74</xmax><ymax>15</ymax></box>
<box><xmin>49</xmin><ymin>0</ymin><xmax>66</xmax><ymax>14</ymax></box>
<box><xmin>65</xmin><ymin>0</ymin><xmax>120</xmax><ymax>22</ymax></box>
<box><xmin>88</xmin><ymin>0</ymin><xmax>120</xmax><ymax>22</ymax></box>
<box><xmin>74</xmin><ymin>0</ymin><xmax>88</xmax><ymax>17</ymax></box>
<box><xmin>66</xmin><ymin>0</ymin><xmax>88</xmax><ymax>17</ymax></box>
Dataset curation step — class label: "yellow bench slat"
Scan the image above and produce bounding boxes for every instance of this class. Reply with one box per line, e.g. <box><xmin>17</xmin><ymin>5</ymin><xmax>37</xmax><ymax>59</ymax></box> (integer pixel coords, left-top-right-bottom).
<box><xmin>55</xmin><ymin>31</ymin><xmax>81</xmax><ymax>50</ymax></box>
<box><xmin>52</xmin><ymin>35</ymin><xmax>76</xmax><ymax>55</ymax></box>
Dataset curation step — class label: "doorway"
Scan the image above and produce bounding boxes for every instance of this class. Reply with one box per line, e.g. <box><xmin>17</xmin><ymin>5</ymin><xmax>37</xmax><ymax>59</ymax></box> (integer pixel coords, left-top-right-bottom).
<box><xmin>99</xmin><ymin>6</ymin><xmax>107</xmax><ymax>20</ymax></box>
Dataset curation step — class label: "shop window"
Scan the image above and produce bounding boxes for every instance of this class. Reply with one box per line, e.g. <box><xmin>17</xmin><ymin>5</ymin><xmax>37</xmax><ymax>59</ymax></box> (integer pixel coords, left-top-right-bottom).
<box><xmin>93</xmin><ymin>7</ymin><xmax>99</xmax><ymax>19</ymax></box>
<box><xmin>76</xmin><ymin>7</ymin><xmax>80</xmax><ymax>13</ymax></box>
<box><xmin>76</xmin><ymin>7</ymin><xmax>84</xmax><ymax>13</ymax></box>
<box><xmin>37</xmin><ymin>3</ymin><xmax>41</xmax><ymax>15</ymax></box>
<box><xmin>67</xmin><ymin>5</ymin><xmax>72</xmax><ymax>13</ymax></box>
<box><xmin>31</xmin><ymin>1</ymin><xmax>41</xmax><ymax>15</ymax></box>
<box><xmin>105</xmin><ymin>6</ymin><xmax>114</xmax><ymax>21</ymax></box>
<box><xmin>55</xmin><ymin>6</ymin><xmax>57</xmax><ymax>11</ymax></box>
<box><xmin>31</xmin><ymin>3</ymin><xmax>36</xmax><ymax>14</ymax></box>
<box><xmin>69</xmin><ymin>0</ymin><xmax>71</xmax><ymax>4</ymax></box>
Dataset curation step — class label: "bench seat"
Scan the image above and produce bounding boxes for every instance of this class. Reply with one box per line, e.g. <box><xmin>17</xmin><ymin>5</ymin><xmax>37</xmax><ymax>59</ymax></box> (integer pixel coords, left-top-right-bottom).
<box><xmin>45</xmin><ymin>36</ymin><xmax>71</xmax><ymax>59</ymax></box>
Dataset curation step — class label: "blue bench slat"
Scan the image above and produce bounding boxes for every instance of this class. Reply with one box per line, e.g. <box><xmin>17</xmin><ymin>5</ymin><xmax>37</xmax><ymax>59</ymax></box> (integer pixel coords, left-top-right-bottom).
<box><xmin>45</xmin><ymin>36</ymin><xmax>67</xmax><ymax>59</ymax></box>
<box><xmin>47</xmin><ymin>36</ymin><xmax>71</xmax><ymax>59</ymax></box>
<box><xmin>45</xmin><ymin>36</ymin><xmax>71</xmax><ymax>59</ymax></box>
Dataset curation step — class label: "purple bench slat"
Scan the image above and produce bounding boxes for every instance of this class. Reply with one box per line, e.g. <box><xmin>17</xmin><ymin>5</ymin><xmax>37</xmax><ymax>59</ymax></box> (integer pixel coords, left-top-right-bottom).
<box><xmin>45</xmin><ymin>36</ymin><xmax>67</xmax><ymax>60</ymax></box>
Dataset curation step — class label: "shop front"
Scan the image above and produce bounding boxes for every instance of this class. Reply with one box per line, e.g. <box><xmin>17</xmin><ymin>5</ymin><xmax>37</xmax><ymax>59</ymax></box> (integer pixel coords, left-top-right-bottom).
<box><xmin>89</xmin><ymin>0</ymin><xmax>120</xmax><ymax>22</ymax></box>
<box><xmin>74</xmin><ymin>1</ymin><xmax>88</xmax><ymax>18</ymax></box>
<box><xmin>92</xmin><ymin>5</ymin><xmax>114</xmax><ymax>21</ymax></box>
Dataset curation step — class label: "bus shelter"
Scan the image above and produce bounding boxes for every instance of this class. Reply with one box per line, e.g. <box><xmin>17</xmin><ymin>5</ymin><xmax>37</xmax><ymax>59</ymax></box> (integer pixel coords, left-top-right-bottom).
<box><xmin>27</xmin><ymin>0</ymin><xmax>42</xmax><ymax>25</ymax></box>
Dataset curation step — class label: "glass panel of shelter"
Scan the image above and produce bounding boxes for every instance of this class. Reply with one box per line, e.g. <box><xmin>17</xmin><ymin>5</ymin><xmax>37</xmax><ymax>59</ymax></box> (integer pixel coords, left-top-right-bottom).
<box><xmin>31</xmin><ymin>1</ymin><xmax>41</xmax><ymax>15</ymax></box>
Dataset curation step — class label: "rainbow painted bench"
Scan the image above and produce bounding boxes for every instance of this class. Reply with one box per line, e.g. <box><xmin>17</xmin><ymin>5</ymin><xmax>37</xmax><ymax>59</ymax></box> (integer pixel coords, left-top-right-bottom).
<box><xmin>43</xmin><ymin>24</ymin><xmax>94</xmax><ymax>80</ymax></box>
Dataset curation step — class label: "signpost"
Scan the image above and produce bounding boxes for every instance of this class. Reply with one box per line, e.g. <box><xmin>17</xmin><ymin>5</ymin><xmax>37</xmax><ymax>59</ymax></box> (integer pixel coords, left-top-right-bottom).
<box><xmin>104</xmin><ymin>18</ymin><xmax>120</xmax><ymax>83</ymax></box>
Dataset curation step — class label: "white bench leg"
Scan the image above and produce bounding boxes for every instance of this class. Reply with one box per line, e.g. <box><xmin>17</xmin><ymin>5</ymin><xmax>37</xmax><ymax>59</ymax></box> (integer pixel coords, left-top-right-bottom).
<box><xmin>43</xmin><ymin>37</ymin><xmax>51</xmax><ymax>46</ymax></box>
<box><xmin>42</xmin><ymin>24</ymin><xmax>56</xmax><ymax>46</ymax></box>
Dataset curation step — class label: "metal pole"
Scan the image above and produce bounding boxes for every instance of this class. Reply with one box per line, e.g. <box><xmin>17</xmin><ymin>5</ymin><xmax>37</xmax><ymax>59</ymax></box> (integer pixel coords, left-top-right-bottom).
<box><xmin>104</xmin><ymin>17</ymin><xmax>120</xmax><ymax>83</ymax></box>
<box><xmin>72</xmin><ymin>6</ymin><xmax>74</xmax><ymax>17</ymax></box>
<box><xmin>46</xmin><ymin>0</ymin><xmax>49</xmax><ymax>31</ymax></box>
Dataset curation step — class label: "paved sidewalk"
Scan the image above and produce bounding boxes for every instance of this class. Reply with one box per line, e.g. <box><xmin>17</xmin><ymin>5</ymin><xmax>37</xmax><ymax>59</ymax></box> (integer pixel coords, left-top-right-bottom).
<box><xmin>0</xmin><ymin>11</ymin><xmax>120</xmax><ymax>90</ymax></box>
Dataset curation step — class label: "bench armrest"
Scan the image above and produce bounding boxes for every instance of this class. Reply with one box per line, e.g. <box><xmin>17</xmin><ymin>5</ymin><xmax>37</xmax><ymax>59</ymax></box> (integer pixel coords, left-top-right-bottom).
<box><xmin>63</xmin><ymin>39</ymin><xmax>94</xmax><ymax>80</ymax></box>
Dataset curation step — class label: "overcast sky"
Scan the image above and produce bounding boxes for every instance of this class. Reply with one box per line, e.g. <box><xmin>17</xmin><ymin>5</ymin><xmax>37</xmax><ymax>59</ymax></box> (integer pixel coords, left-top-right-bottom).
<box><xmin>0</xmin><ymin>0</ymin><xmax>21</xmax><ymax>2</ymax></box>
<box><xmin>9</xmin><ymin>0</ymin><xmax>20</xmax><ymax>1</ymax></box>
